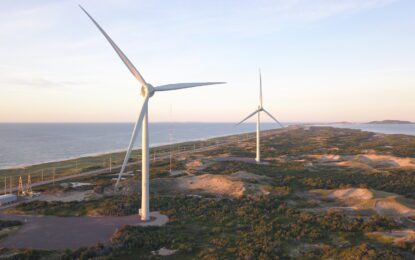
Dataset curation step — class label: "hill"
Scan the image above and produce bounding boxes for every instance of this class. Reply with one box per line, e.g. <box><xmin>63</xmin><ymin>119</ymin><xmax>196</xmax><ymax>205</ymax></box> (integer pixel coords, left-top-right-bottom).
<box><xmin>366</xmin><ymin>120</ymin><xmax>414</xmax><ymax>124</ymax></box>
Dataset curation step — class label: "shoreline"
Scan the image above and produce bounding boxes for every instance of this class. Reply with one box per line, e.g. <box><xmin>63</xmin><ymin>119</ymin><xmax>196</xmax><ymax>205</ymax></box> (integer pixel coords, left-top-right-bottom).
<box><xmin>0</xmin><ymin>123</ymin><xmax>286</xmax><ymax>171</ymax></box>
<box><xmin>2</xmin><ymin>123</ymin><xmax>415</xmax><ymax>173</ymax></box>
<box><xmin>0</xmin><ymin>128</ymin><xmax>271</xmax><ymax>172</ymax></box>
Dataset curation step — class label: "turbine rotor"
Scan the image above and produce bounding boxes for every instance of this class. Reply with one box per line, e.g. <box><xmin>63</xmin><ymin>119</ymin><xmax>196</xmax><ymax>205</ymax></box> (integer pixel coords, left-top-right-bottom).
<box><xmin>140</xmin><ymin>84</ymin><xmax>155</xmax><ymax>97</ymax></box>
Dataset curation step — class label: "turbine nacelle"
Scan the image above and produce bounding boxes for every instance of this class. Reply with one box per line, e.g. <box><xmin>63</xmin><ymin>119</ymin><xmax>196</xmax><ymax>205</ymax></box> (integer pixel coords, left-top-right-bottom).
<box><xmin>141</xmin><ymin>84</ymin><xmax>155</xmax><ymax>97</ymax></box>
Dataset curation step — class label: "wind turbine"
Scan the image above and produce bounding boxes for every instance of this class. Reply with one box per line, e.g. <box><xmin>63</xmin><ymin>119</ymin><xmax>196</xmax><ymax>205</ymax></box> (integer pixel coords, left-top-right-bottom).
<box><xmin>236</xmin><ymin>70</ymin><xmax>283</xmax><ymax>163</ymax></box>
<box><xmin>80</xmin><ymin>6</ymin><xmax>225</xmax><ymax>221</ymax></box>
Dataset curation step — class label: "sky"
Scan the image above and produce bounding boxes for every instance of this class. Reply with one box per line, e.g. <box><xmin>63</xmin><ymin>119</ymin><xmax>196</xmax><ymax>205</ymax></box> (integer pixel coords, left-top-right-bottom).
<box><xmin>0</xmin><ymin>0</ymin><xmax>414</xmax><ymax>123</ymax></box>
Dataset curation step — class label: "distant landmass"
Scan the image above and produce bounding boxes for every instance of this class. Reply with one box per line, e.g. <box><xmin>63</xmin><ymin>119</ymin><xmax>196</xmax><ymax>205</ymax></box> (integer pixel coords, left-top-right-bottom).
<box><xmin>331</xmin><ymin>121</ymin><xmax>353</xmax><ymax>124</ymax></box>
<box><xmin>366</xmin><ymin>120</ymin><xmax>414</xmax><ymax>124</ymax></box>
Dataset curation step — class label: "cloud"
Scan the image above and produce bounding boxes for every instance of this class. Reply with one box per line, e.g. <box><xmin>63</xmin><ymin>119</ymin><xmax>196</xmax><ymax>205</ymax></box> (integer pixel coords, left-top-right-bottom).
<box><xmin>364</xmin><ymin>67</ymin><xmax>415</xmax><ymax>74</ymax></box>
<box><xmin>193</xmin><ymin>0</ymin><xmax>399</xmax><ymax>35</ymax></box>
<box><xmin>0</xmin><ymin>4</ymin><xmax>57</xmax><ymax>37</ymax></box>
<box><xmin>0</xmin><ymin>76</ymin><xmax>82</xmax><ymax>89</ymax></box>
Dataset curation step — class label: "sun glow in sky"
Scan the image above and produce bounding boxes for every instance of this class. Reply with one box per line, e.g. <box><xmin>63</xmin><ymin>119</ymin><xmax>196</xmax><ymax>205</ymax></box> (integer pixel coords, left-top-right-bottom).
<box><xmin>0</xmin><ymin>0</ymin><xmax>414</xmax><ymax>123</ymax></box>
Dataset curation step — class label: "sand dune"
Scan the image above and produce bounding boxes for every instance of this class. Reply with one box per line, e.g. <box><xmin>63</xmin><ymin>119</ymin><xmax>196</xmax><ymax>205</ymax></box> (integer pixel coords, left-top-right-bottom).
<box><xmin>38</xmin><ymin>190</ymin><xmax>94</xmax><ymax>202</ymax></box>
<box><xmin>309</xmin><ymin>188</ymin><xmax>415</xmax><ymax>217</ymax></box>
<box><xmin>310</xmin><ymin>153</ymin><xmax>415</xmax><ymax>169</ymax></box>
<box><xmin>328</xmin><ymin>188</ymin><xmax>374</xmax><ymax>200</ymax></box>
<box><xmin>150</xmin><ymin>172</ymin><xmax>270</xmax><ymax>198</ymax></box>
<box><xmin>369</xmin><ymin>229</ymin><xmax>415</xmax><ymax>244</ymax></box>
<box><xmin>375</xmin><ymin>199</ymin><xmax>415</xmax><ymax>217</ymax></box>
<box><xmin>178</xmin><ymin>174</ymin><xmax>246</xmax><ymax>197</ymax></box>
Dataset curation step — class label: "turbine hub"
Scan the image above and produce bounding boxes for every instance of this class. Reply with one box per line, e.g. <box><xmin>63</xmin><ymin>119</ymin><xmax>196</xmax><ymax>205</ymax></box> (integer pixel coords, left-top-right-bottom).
<box><xmin>140</xmin><ymin>84</ymin><xmax>155</xmax><ymax>97</ymax></box>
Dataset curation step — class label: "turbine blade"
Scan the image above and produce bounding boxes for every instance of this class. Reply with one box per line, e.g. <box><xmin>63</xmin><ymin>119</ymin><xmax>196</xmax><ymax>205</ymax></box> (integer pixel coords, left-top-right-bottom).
<box><xmin>79</xmin><ymin>5</ymin><xmax>147</xmax><ymax>86</ymax></box>
<box><xmin>259</xmin><ymin>69</ymin><xmax>263</xmax><ymax>107</ymax></box>
<box><xmin>263</xmin><ymin>108</ymin><xmax>284</xmax><ymax>128</ymax></box>
<box><xmin>115</xmin><ymin>96</ymin><xmax>149</xmax><ymax>187</ymax></box>
<box><xmin>236</xmin><ymin>109</ymin><xmax>259</xmax><ymax>126</ymax></box>
<box><xmin>155</xmin><ymin>82</ymin><xmax>225</xmax><ymax>92</ymax></box>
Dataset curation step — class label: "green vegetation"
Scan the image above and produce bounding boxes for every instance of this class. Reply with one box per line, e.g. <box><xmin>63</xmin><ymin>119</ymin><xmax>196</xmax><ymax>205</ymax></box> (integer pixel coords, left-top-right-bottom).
<box><xmin>367</xmin><ymin>120</ymin><xmax>413</xmax><ymax>124</ymax></box>
<box><xmin>203</xmin><ymin>160</ymin><xmax>415</xmax><ymax>199</ymax></box>
<box><xmin>0</xmin><ymin>131</ymin><xmax>254</xmax><ymax>192</ymax></box>
<box><xmin>55</xmin><ymin>196</ymin><xmax>404</xmax><ymax>259</ymax></box>
<box><xmin>0</xmin><ymin>220</ymin><xmax>21</xmax><ymax>230</ymax></box>
<box><xmin>3</xmin><ymin>126</ymin><xmax>415</xmax><ymax>259</ymax></box>
<box><xmin>0</xmin><ymin>220</ymin><xmax>22</xmax><ymax>241</ymax></box>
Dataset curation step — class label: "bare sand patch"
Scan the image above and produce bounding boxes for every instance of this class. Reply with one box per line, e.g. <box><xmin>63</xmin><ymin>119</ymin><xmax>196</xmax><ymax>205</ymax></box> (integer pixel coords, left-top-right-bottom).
<box><xmin>179</xmin><ymin>174</ymin><xmax>246</xmax><ymax>198</ymax></box>
<box><xmin>151</xmin><ymin>173</ymin><xmax>270</xmax><ymax>198</ymax></box>
<box><xmin>169</xmin><ymin>170</ymin><xmax>185</xmax><ymax>176</ymax></box>
<box><xmin>308</xmin><ymin>188</ymin><xmax>415</xmax><ymax>218</ymax></box>
<box><xmin>186</xmin><ymin>159</ymin><xmax>203</xmax><ymax>169</ymax></box>
<box><xmin>368</xmin><ymin>229</ymin><xmax>415</xmax><ymax>244</ymax></box>
<box><xmin>152</xmin><ymin>247</ymin><xmax>177</xmax><ymax>256</ymax></box>
<box><xmin>185</xmin><ymin>159</ymin><xmax>211</xmax><ymax>173</ymax></box>
<box><xmin>309</xmin><ymin>153</ymin><xmax>415</xmax><ymax>169</ymax></box>
<box><xmin>328</xmin><ymin>188</ymin><xmax>374</xmax><ymax>200</ymax></box>
<box><xmin>375</xmin><ymin>199</ymin><xmax>415</xmax><ymax>217</ymax></box>
<box><xmin>363</xmin><ymin>154</ymin><xmax>415</xmax><ymax>168</ymax></box>
<box><xmin>37</xmin><ymin>190</ymin><xmax>94</xmax><ymax>202</ymax></box>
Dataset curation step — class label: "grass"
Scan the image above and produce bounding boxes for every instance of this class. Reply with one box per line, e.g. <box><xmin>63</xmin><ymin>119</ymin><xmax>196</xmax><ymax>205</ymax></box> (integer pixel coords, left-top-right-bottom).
<box><xmin>0</xmin><ymin>220</ymin><xmax>22</xmax><ymax>240</ymax></box>
<box><xmin>0</xmin><ymin>226</ymin><xmax>21</xmax><ymax>240</ymax></box>
<box><xmin>4</xmin><ymin>126</ymin><xmax>415</xmax><ymax>258</ymax></box>
<box><xmin>366</xmin><ymin>232</ymin><xmax>396</xmax><ymax>244</ymax></box>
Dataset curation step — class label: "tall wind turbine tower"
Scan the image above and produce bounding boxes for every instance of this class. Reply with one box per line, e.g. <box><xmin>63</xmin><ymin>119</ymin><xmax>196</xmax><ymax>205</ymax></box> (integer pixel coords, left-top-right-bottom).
<box><xmin>80</xmin><ymin>6</ymin><xmax>225</xmax><ymax>221</ymax></box>
<box><xmin>237</xmin><ymin>70</ymin><xmax>283</xmax><ymax>163</ymax></box>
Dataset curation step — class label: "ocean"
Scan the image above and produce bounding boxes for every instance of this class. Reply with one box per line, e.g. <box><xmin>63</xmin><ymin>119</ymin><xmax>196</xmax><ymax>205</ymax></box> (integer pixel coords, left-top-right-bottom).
<box><xmin>1</xmin><ymin>123</ymin><xmax>415</xmax><ymax>170</ymax></box>
<box><xmin>0</xmin><ymin>123</ymin><xmax>280</xmax><ymax>169</ymax></box>
<box><xmin>320</xmin><ymin>123</ymin><xmax>415</xmax><ymax>136</ymax></box>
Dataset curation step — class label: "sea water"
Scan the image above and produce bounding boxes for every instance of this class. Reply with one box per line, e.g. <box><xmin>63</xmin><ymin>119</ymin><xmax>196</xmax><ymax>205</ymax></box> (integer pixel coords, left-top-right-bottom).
<box><xmin>1</xmin><ymin>122</ymin><xmax>415</xmax><ymax>169</ymax></box>
<box><xmin>0</xmin><ymin>123</ymin><xmax>280</xmax><ymax>169</ymax></box>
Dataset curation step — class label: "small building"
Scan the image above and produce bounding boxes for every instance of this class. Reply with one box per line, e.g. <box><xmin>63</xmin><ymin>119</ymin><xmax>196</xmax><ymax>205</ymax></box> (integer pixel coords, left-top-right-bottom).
<box><xmin>0</xmin><ymin>194</ymin><xmax>17</xmax><ymax>205</ymax></box>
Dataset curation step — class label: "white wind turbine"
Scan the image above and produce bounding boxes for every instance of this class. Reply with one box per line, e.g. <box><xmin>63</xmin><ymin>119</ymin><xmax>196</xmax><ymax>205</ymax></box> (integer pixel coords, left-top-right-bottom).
<box><xmin>236</xmin><ymin>71</ymin><xmax>283</xmax><ymax>163</ymax></box>
<box><xmin>80</xmin><ymin>6</ymin><xmax>225</xmax><ymax>221</ymax></box>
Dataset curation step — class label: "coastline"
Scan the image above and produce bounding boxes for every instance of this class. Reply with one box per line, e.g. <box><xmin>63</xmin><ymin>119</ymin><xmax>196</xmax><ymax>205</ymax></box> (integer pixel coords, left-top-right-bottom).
<box><xmin>2</xmin><ymin>123</ymin><xmax>415</xmax><ymax>174</ymax></box>
<box><xmin>317</xmin><ymin>123</ymin><xmax>415</xmax><ymax>136</ymax></box>
<box><xmin>0</xmin><ymin>122</ymin><xmax>283</xmax><ymax>170</ymax></box>
<box><xmin>0</xmin><ymin>128</ymin><xmax>270</xmax><ymax>174</ymax></box>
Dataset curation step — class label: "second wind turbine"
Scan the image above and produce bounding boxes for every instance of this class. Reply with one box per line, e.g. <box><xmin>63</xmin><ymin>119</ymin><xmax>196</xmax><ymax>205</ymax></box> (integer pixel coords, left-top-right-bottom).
<box><xmin>236</xmin><ymin>71</ymin><xmax>283</xmax><ymax>163</ymax></box>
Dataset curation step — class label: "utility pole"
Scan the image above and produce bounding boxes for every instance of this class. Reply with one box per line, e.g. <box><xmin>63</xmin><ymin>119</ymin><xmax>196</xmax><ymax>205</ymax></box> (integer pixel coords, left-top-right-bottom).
<box><xmin>26</xmin><ymin>174</ymin><xmax>32</xmax><ymax>197</ymax></box>
<box><xmin>109</xmin><ymin>156</ymin><xmax>112</xmax><ymax>173</ymax></box>
<box><xmin>52</xmin><ymin>168</ymin><xmax>55</xmax><ymax>185</ymax></box>
<box><xmin>4</xmin><ymin>177</ymin><xmax>6</xmax><ymax>195</ymax></box>
<box><xmin>169</xmin><ymin>104</ymin><xmax>173</xmax><ymax>174</ymax></box>
<box><xmin>18</xmin><ymin>176</ymin><xmax>23</xmax><ymax>196</ymax></box>
<box><xmin>169</xmin><ymin>148</ymin><xmax>172</xmax><ymax>174</ymax></box>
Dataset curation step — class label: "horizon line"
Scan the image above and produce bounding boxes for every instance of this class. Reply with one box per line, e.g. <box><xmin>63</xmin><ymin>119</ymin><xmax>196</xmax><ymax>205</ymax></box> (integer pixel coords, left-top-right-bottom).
<box><xmin>0</xmin><ymin>120</ymin><xmax>411</xmax><ymax>124</ymax></box>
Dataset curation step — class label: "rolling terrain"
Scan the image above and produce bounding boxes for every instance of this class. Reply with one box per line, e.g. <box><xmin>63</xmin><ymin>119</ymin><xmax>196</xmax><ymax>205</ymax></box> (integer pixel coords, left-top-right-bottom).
<box><xmin>1</xmin><ymin>126</ymin><xmax>415</xmax><ymax>259</ymax></box>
